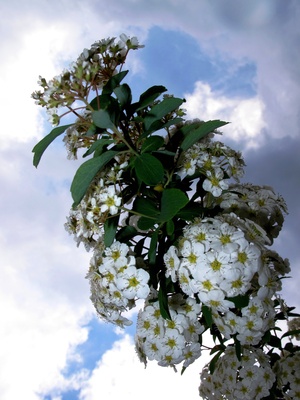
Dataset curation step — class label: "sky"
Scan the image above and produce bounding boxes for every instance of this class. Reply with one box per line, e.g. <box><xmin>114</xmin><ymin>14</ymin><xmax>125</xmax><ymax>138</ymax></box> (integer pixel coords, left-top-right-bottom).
<box><xmin>0</xmin><ymin>0</ymin><xmax>300</xmax><ymax>399</ymax></box>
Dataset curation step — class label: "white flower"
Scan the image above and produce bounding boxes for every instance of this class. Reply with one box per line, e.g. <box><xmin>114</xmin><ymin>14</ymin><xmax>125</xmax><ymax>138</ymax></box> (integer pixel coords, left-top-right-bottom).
<box><xmin>164</xmin><ymin>246</ymin><xmax>180</xmax><ymax>281</ymax></box>
<box><xmin>202</xmin><ymin>168</ymin><xmax>229</xmax><ymax>197</ymax></box>
<box><xmin>116</xmin><ymin>266</ymin><xmax>150</xmax><ymax>299</ymax></box>
<box><xmin>99</xmin><ymin>186</ymin><xmax>121</xmax><ymax>215</ymax></box>
<box><xmin>183</xmin><ymin>342</ymin><xmax>202</xmax><ymax>368</ymax></box>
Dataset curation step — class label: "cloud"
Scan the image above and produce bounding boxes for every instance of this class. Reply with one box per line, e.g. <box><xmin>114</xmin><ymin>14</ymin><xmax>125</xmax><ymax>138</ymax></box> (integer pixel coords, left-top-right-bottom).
<box><xmin>184</xmin><ymin>81</ymin><xmax>266</xmax><ymax>147</ymax></box>
<box><xmin>79</xmin><ymin>333</ymin><xmax>211</xmax><ymax>400</ymax></box>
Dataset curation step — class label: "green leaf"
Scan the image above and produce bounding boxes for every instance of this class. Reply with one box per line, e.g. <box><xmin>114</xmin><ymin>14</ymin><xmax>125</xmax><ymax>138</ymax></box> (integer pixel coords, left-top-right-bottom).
<box><xmin>104</xmin><ymin>215</ymin><xmax>119</xmax><ymax>247</ymax></box>
<box><xmin>114</xmin><ymin>83</ymin><xmax>132</xmax><ymax>108</ymax></box>
<box><xmin>209</xmin><ymin>350</ymin><xmax>223</xmax><ymax>374</ymax></box>
<box><xmin>202</xmin><ymin>305</ymin><xmax>213</xmax><ymax>328</ymax></box>
<box><xmin>134</xmin><ymin>197</ymin><xmax>159</xmax><ymax>218</ymax></box>
<box><xmin>158</xmin><ymin>287</ymin><xmax>171</xmax><ymax>320</ymax></box>
<box><xmin>226</xmin><ymin>294</ymin><xmax>249</xmax><ymax>309</ymax></box>
<box><xmin>281</xmin><ymin>329</ymin><xmax>300</xmax><ymax>340</ymax></box>
<box><xmin>102</xmin><ymin>70</ymin><xmax>129</xmax><ymax>95</ymax></box>
<box><xmin>166</xmin><ymin>219</ymin><xmax>175</xmax><ymax>236</ymax></box>
<box><xmin>141</xmin><ymin>136</ymin><xmax>164</xmax><ymax>153</ymax></box>
<box><xmin>92</xmin><ymin>109</ymin><xmax>116</xmax><ymax>130</ymax></box>
<box><xmin>180</xmin><ymin>120</ymin><xmax>229</xmax><ymax>151</ymax></box>
<box><xmin>71</xmin><ymin>150</ymin><xmax>118</xmax><ymax>206</ymax></box>
<box><xmin>148</xmin><ymin>231</ymin><xmax>158</xmax><ymax>265</ymax></box>
<box><xmin>158</xmin><ymin>189</ymin><xmax>189</xmax><ymax>222</ymax></box>
<box><xmin>134</xmin><ymin>153</ymin><xmax>164</xmax><ymax>186</ymax></box>
<box><xmin>135</xmin><ymin>85</ymin><xmax>167</xmax><ymax>111</ymax></box>
<box><xmin>82</xmin><ymin>138</ymin><xmax>113</xmax><ymax>158</ymax></box>
<box><xmin>175</xmin><ymin>202</ymin><xmax>202</xmax><ymax>221</ymax></box>
<box><xmin>234</xmin><ymin>338</ymin><xmax>242</xmax><ymax>361</ymax></box>
<box><xmin>115</xmin><ymin>225</ymin><xmax>137</xmax><ymax>243</ymax></box>
<box><xmin>32</xmin><ymin>124</ymin><xmax>73</xmax><ymax>167</ymax></box>
<box><xmin>144</xmin><ymin>97</ymin><xmax>184</xmax><ymax>131</ymax></box>
<box><xmin>137</xmin><ymin>216</ymin><xmax>156</xmax><ymax>230</ymax></box>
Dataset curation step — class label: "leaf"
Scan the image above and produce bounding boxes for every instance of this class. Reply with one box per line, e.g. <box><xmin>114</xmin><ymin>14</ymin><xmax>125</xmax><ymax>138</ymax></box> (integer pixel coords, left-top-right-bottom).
<box><xmin>158</xmin><ymin>189</ymin><xmax>189</xmax><ymax>222</ymax></box>
<box><xmin>82</xmin><ymin>138</ymin><xmax>113</xmax><ymax>158</ymax></box>
<box><xmin>134</xmin><ymin>197</ymin><xmax>159</xmax><ymax>218</ymax></box>
<box><xmin>102</xmin><ymin>70</ymin><xmax>129</xmax><ymax>95</ymax></box>
<box><xmin>135</xmin><ymin>85</ymin><xmax>167</xmax><ymax>111</ymax></box>
<box><xmin>141</xmin><ymin>136</ymin><xmax>164</xmax><ymax>153</ymax></box>
<box><xmin>209</xmin><ymin>350</ymin><xmax>223</xmax><ymax>374</ymax></box>
<box><xmin>92</xmin><ymin>109</ymin><xmax>116</xmax><ymax>130</ymax></box>
<box><xmin>148</xmin><ymin>231</ymin><xmax>158</xmax><ymax>265</ymax></box>
<box><xmin>137</xmin><ymin>216</ymin><xmax>156</xmax><ymax>231</ymax></box>
<box><xmin>104</xmin><ymin>215</ymin><xmax>119</xmax><ymax>247</ymax></box>
<box><xmin>144</xmin><ymin>97</ymin><xmax>184</xmax><ymax>131</ymax></box>
<box><xmin>134</xmin><ymin>153</ymin><xmax>164</xmax><ymax>186</ymax></box>
<box><xmin>166</xmin><ymin>219</ymin><xmax>175</xmax><ymax>236</ymax></box>
<box><xmin>180</xmin><ymin>120</ymin><xmax>229</xmax><ymax>151</ymax></box>
<box><xmin>115</xmin><ymin>225</ymin><xmax>137</xmax><ymax>243</ymax></box>
<box><xmin>71</xmin><ymin>150</ymin><xmax>118</xmax><ymax>206</ymax></box>
<box><xmin>114</xmin><ymin>83</ymin><xmax>132</xmax><ymax>108</ymax></box>
<box><xmin>281</xmin><ymin>329</ymin><xmax>300</xmax><ymax>340</ymax></box>
<box><xmin>226</xmin><ymin>294</ymin><xmax>249</xmax><ymax>309</ymax></box>
<box><xmin>32</xmin><ymin>124</ymin><xmax>73</xmax><ymax>167</ymax></box>
<box><xmin>158</xmin><ymin>287</ymin><xmax>171</xmax><ymax>320</ymax></box>
<box><xmin>176</xmin><ymin>202</ymin><xmax>203</xmax><ymax>221</ymax></box>
<box><xmin>202</xmin><ymin>305</ymin><xmax>213</xmax><ymax>328</ymax></box>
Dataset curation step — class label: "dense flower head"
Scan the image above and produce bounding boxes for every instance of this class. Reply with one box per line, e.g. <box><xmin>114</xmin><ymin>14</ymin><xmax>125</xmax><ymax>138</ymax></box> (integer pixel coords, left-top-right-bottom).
<box><xmin>164</xmin><ymin>216</ymin><xmax>262</xmax><ymax>311</ymax></box>
<box><xmin>273</xmin><ymin>352</ymin><xmax>300</xmax><ymax>398</ymax></box>
<box><xmin>199</xmin><ymin>346</ymin><xmax>276</xmax><ymax>400</ymax></box>
<box><xmin>219</xmin><ymin>183</ymin><xmax>288</xmax><ymax>243</ymax></box>
<box><xmin>135</xmin><ymin>294</ymin><xmax>204</xmax><ymax>369</ymax></box>
<box><xmin>88</xmin><ymin>241</ymin><xmax>150</xmax><ymax>327</ymax></box>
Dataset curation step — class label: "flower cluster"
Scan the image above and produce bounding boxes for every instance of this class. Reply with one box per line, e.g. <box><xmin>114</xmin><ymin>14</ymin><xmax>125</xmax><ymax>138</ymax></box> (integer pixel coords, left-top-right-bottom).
<box><xmin>274</xmin><ymin>351</ymin><xmax>300</xmax><ymax>398</ymax></box>
<box><xmin>88</xmin><ymin>241</ymin><xmax>150</xmax><ymax>327</ymax></box>
<box><xmin>32</xmin><ymin>35</ymin><xmax>143</xmax><ymax>125</ymax></box>
<box><xmin>199</xmin><ymin>346</ymin><xmax>276</xmax><ymax>400</ymax></box>
<box><xmin>219</xmin><ymin>183</ymin><xmax>288</xmax><ymax>243</ymax></box>
<box><xmin>177</xmin><ymin>134</ymin><xmax>245</xmax><ymax>197</ymax></box>
<box><xmin>136</xmin><ymin>294</ymin><xmax>204</xmax><ymax>368</ymax></box>
<box><xmin>32</xmin><ymin>34</ymin><xmax>300</xmax><ymax>399</ymax></box>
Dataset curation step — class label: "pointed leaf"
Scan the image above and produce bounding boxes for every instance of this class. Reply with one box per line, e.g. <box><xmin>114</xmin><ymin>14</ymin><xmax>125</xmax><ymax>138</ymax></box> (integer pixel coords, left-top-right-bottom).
<box><xmin>141</xmin><ymin>136</ymin><xmax>164</xmax><ymax>153</ymax></box>
<box><xmin>135</xmin><ymin>85</ymin><xmax>167</xmax><ymax>111</ymax></box>
<box><xmin>134</xmin><ymin>197</ymin><xmax>159</xmax><ymax>218</ymax></box>
<box><xmin>144</xmin><ymin>97</ymin><xmax>184</xmax><ymax>131</ymax></box>
<box><xmin>92</xmin><ymin>109</ymin><xmax>115</xmax><ymax>130</ymax></box>
<box><xmin>82</xmin><ymin>138</ymin><xmax>113</xmax><ymax>158</ymax></box>
<box><xmin>158</xmin><ymin>189</ymin><xmax>189</xmax><ymax>222</ymax></box>
<box><xmin>104</xmin><ymin>215</ymin><xmax>120</xmax><ymax>247</ymax></box>
<box><xmin>134</xmin><ymin>153</ymin><xmax>164</xmax><ymax>186</ymax></box>
<box><xmin>102</xmin><ymin>70</ymin><xmax>129</xmax><ymax>94</ymax></box>
<box><xmin>114</xmin><ymin>83</ymin><xmax>132</xmax><ymax>108</ymax></box>
<box><xmin>180</xmin><ymin>120</ymin><xmax>229</xmax><ymax>151</ymax></box>
<box><xmin>71</xmin><ymin>150</ymin><xmax>118</xmax><ymax>206</ymax></box>
<box><xmin>148</xmin><ymin>231</ymin><xmax>158</xmax><ymax>265</ymax></box>
<box><xmin>137</xmin><ymin>216</ymin><xmax>156</xmax><ymax>230</ymax></box>
<box><xmin>32</xmin><ymin>124</ymin><xmax>73</xmax><ymax>167</ymax></box>
<box><xmin>158</xmin><ymin>287</ymin><xmax>171</xmax><ymax>320</ymax></box>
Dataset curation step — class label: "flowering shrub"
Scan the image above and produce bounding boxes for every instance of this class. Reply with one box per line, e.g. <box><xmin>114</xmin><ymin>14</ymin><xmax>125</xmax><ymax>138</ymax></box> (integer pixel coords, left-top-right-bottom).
<box><xmin>32</xmin><ymin>34</ymin><xmax>300</xmax><ymax>399</ymax></box>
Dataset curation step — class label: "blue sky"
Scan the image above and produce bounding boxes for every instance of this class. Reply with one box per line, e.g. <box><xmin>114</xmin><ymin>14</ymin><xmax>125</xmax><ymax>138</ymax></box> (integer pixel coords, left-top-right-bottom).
<box><xmin>1</xmin><ymin>1</ymin><xmax>300</xmax><ymax>399</ymax></box>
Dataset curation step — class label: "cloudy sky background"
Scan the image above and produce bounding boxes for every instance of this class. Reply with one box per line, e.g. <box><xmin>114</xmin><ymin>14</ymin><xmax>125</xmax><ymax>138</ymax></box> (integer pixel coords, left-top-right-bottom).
<box><xmin>1</xmin><ymin>0</ymin><xmax>300</xmax><ymax>399</ymax></box>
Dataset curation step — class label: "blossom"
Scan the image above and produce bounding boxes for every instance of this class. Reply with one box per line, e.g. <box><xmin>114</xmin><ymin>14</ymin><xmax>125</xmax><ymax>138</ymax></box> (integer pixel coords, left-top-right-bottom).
<box><xmin>99</xmin><ymin>185</ymin><xmax>122</xmax><ymax>215</ymax></box>
<box><xmin>202</xmin><ymin>168</ymin><xmax>229</xmax><ymax>197</ymax></box>
<box><xmin>116</xmin><ymin>266</ymin><xmax>150</xmax><ymax>299</ymax></box>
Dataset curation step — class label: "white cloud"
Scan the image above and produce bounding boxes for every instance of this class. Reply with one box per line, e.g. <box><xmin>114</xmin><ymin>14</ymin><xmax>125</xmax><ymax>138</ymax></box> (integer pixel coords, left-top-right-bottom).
<box><xmin>79</xmin><ymin>333</ymin><xmax>212</xmax><ymax>400</ymax></box>
<box><xmin>184</xmin><ymin>81</ymin><xmax>266</xmax><ymax>147</ymax></box>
